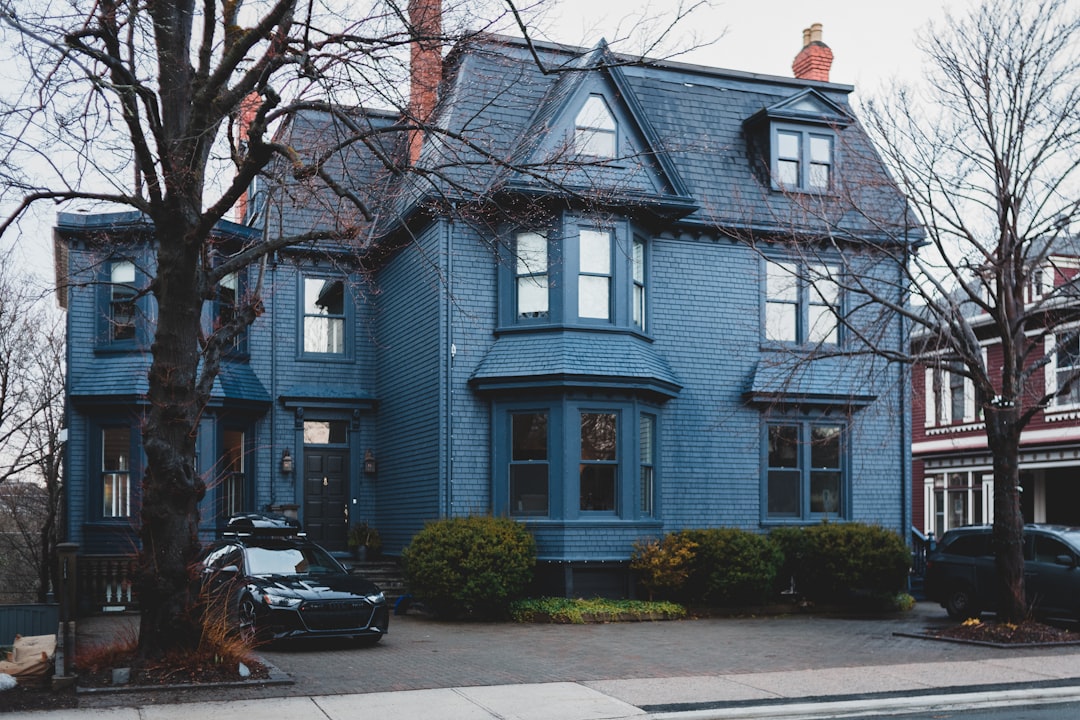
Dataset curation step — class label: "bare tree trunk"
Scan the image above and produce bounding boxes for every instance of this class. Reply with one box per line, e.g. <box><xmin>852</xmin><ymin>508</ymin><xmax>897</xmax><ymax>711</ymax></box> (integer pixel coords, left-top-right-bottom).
<box><xmin>985</xmin><ymin>403</ymin><xmax>1026</xmax><ymax>622</ymax></box>
<box><xmin>136</xmin><ymin>223</ymin><xmax>206</xmax><ymax>658</ymax></box>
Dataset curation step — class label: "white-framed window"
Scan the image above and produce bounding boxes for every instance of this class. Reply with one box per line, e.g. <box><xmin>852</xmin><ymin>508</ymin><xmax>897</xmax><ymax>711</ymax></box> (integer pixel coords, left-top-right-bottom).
<box><xmin>574</xmin><ymin>95</ymin><xmax>617</xmax><ymax>158</ymax></box>
<box><xmin>764</xmin><ymin>260</ymin><xmax>840</xmax><ymax>345</ymax></box>
<box><xmin>924</xmin><ymin>359</ymin><xmax>978</xmax><ymax>427</ymax></box>
<box><xmin>925</xmin><ymin>472</ymin><xmax>992</xmax><ymax>537</ymax></box>
<box><xmin>1046</xmin><ymin>331</ymin><xmax>1080</xmax><ymax>408</ymax></box>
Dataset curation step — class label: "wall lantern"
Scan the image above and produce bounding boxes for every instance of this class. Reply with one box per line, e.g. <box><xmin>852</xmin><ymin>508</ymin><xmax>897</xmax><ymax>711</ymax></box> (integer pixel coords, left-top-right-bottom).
<box><xmin>364</xmin><ymin>449</ymin><xmax>376</xmax><ymax>475</ymax></box>
<box><xmin>281</xmin><ymin>449</ymin><xmax>294</xmax><ymax>474</ymax></box>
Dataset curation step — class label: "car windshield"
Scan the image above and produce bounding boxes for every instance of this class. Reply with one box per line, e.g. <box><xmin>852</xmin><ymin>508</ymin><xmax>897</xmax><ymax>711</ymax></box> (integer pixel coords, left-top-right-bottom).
<box><xmin>244</xmin><ymin>543</ymin><xmax>342</xmax><ymax>576</ymax></box>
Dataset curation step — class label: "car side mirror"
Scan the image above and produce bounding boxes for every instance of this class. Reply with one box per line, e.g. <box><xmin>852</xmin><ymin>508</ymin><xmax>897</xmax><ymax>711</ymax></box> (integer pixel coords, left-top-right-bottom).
<box><xmin>1055</xmin><ymin>554</ymin><xmax>1076</xmax><ymax>568</ymax></box>
<box><xmin>220</xmin><ymin>564</ymin><xmax>240</xmax><ymax>574</ymax></box>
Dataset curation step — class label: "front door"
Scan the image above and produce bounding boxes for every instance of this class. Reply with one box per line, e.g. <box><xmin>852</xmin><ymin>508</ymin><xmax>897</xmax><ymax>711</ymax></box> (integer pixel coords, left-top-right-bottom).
<box><xmin>304</xmin><ymin>449</ymin><xmax>348</xmax><ymax>550</ymax></box>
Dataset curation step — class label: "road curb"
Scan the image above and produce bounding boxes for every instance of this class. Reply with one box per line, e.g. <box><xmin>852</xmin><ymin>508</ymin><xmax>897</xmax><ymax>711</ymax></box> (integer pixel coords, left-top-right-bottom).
<box><xmin>641</xmin><ymin>685</ymin><xmax>1080</xmax><ymax>719</ymax></box>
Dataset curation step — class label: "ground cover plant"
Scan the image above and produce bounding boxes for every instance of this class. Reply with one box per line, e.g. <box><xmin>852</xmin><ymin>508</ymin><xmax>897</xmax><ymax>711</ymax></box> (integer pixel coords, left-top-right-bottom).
<box><xmin>510</xmin><ymin>597</ymin><xmax>686</xmax><ymax>624</ymax></box>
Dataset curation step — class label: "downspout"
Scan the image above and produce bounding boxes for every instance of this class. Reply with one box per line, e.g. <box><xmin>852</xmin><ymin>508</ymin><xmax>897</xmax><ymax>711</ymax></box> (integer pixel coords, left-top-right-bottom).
<box><xmin>900</xmin><ymin>228</ymin><xmax>911</xmax><ymax>544</ymax></box>
<box><xmin>266</xmin><ymin>189</ymin><xmax>278</xmax><ymax>511</ymax></box>
<box><xmin>444</xmin><ymin>214</ymin><xmax>454</xmax><ymax>518</ymax></box>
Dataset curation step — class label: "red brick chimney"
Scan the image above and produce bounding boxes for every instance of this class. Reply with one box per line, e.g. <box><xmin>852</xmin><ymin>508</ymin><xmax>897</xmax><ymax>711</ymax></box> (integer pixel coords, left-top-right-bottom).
<box><xmin>235</xmin><ymin>92</ymin><xmax>261</xmax><ymax>222</ymax></box>
<box><xmin>408</xmin><ymin>0</ymin><xmax>442</xmax><ymax>165</ymax></box>
<box><xmin>792</xmin><ymin>23</ymin><xmax>833</xmax><ymax>82</ymax></box>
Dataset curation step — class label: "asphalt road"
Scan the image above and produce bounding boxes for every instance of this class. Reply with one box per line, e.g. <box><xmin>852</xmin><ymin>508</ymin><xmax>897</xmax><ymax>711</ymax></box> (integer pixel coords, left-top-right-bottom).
<box><xmin>866</xmin><ymin>699</ymin><xmax>1080</xmax><ymax>719</ymax></box>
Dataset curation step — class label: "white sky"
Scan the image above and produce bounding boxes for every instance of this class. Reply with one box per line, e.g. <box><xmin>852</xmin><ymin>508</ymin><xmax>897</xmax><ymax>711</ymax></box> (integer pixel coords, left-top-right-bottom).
<box><xmin>2</xmin><ymin>0</ymin><xmax>962</xmax><ymax>283</ymax></box>
<box><xmin>526</xmin><ymin>0</ymin><xmax>957</xmax><ymax>89</ymax></box>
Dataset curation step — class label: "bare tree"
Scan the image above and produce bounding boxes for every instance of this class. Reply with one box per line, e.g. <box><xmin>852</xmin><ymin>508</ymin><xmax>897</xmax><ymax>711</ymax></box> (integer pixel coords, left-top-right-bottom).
<box><xmin>755</xmin><ymin>0</ymin><xmax>1080</xmax><ymax>623</ymax></box>
<box><xmin>0</xmin><ymin>252</ymin><xmax>65</xmax><ymax>602</ymax></box>
<box><xmin>0</xmin><ymin>0</ymin><xmax>704</xmax><ymax>658</ymax></box>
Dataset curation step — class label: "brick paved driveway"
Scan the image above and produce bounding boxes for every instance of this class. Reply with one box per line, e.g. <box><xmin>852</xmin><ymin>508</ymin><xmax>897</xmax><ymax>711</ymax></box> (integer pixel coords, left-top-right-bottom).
<box><xmin>75</xmin><ymin>603</ymin><xmax>1080</xmax><ymax>708</ymax></box>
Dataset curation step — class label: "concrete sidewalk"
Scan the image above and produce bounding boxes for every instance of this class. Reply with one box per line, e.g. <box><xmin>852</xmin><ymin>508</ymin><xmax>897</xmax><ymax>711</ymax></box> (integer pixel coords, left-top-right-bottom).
<box><xmin>12</xmin><ymin>658</ymin><xmax>1080</xmax><ymax>720</ymax></box>
<box><xmin>11</xmin><ymin>603</ymin><xmax>1080</xmax><ymax>719</ymax></box>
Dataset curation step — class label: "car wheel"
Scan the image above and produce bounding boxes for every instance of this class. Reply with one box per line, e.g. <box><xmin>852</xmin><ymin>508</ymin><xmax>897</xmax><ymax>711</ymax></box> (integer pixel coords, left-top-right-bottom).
<box><xmin>355</xmin><ymin>634</ymin><xmax>382</xmax><ymax>647</ymax></box>
<box><xmin>237</xmin><ymin>596</ymin><xmax>261</xmax><ymax>642</ymax></box>
<box><xmin>945</xmin><ymin>585</ymin><xmax>980</xmax><ymax>620</ymax></box>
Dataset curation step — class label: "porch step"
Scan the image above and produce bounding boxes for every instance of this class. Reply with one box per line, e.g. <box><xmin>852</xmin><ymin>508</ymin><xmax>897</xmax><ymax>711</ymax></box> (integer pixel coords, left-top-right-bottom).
<box><xmin>345</xmin><ymin>559</ymin><xmax>408</xmax><ymax>601</ymax></box>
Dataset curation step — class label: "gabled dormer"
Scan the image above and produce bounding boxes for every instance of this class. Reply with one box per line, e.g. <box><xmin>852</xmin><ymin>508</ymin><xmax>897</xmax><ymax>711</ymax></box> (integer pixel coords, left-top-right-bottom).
<box><xmin>744</xmin><ymin>88</ymin><xmax>852</xmax><ymax>194</ymax></box>
<box><xmin>511</xmin><ymin>42</ymin><xmax>695</xmax><ymax>218</ymax></box>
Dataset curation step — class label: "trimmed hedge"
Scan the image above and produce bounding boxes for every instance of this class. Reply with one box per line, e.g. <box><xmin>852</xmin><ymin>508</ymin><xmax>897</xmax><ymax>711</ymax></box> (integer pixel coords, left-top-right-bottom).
<box><xmin>771</xmin><ymin>522</ymin><xmax>910</xmax><ymax>603</ymax></box>
<box><xmin>401</xmin><ymin>515</ymin><xmax>536</xmax><ymax>619</ymax></box>
<box><xmin>631</xmin><ymin>523</ymin><xmax>910</xmax><ymax>609</ymax></box>
<box><xmin>677</xmin><ymin>528</ymin><xmax>783</xmax><ymax>606</ymax></box>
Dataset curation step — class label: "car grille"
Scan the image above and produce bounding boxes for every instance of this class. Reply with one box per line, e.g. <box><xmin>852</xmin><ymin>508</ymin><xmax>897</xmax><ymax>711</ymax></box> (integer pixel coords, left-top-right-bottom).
<box><xmin>299</xmin><ymin>599</ymin><xmax>375</xmax><ymax>631</ymax></box>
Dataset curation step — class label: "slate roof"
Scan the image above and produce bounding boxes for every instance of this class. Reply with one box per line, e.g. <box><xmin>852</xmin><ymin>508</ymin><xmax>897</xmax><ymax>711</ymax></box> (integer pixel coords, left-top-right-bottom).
<box><xmin>408</xmin><ymin>34</ymin><xmax>916</xmax><ymax>243</ymax></box>
<box><xmin>263</xmin><ymin>34</ymin><xmax>917</xmax><ymax>249</ymax></box>
<box><xmin>69</xmin><ymin>356</ymin><xmax>270</xmax><ymax>407</ymax></box>
<box><xmin>470</xmin><ymin>331</ymin><xmax>682</xmax><ymax>398</ymax></box>
<box><xmin>745</xmin><ymin>354</ymin><xmax>878</xmax><ymax>407</ymax></box>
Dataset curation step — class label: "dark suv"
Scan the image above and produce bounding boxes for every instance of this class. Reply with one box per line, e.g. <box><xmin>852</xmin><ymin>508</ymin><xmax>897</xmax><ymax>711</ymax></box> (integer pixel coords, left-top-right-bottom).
<box><xmin>925</xmin><ymin>524</ymin><xmax>1080</xmax><ymax>621</ymax></box>
<box><xmin>198</xmin><ymin>513</ymin><xmax>389</xmax><ymax>644</ymax></box>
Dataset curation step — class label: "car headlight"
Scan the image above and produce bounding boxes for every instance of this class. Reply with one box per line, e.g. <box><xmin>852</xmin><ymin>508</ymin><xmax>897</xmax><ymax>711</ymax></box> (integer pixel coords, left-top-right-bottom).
<box><xmin>365</xmin><ymin>592</ymin><xmax>385</xmax><ymax>605</ymax></box>
<box><xmin>263</xmin><ymin>593</ymin><xmax>302</xmax><ymax>608</ymax></box>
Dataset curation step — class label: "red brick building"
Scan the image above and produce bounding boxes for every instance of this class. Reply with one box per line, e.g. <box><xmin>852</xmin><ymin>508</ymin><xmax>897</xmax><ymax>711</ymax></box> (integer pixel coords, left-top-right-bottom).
<box><xmin>913</xmin><ymin>251</ymin><xmax>1080</xmax><ymax>537</ymax></box>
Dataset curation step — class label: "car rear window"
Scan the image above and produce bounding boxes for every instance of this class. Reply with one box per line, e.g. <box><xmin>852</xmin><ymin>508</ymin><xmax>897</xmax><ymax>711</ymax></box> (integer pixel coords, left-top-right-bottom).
<box><xmin>942</xmin><ymin>533</ymin><xmax>991</xmax><ymax>557</ymax></box>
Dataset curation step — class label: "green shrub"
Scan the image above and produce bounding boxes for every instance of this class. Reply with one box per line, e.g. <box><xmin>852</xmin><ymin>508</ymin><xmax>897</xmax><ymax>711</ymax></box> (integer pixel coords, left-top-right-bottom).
<box><xmin>772</xmin><ymin>522</ymin><xmax>910</xmax><ymax>603</ymax></box>
<box><xmin>630</xmin><ymin>534</ymin><xmax>698</xmax><ymax>601</ymax></box>
<box><xmin>677</xmin><ymin>528</ymin><xmax>782</xmax><ymax>606</ymax></box>
<box><xmin>401</xmin><ymin>515</ymin><xmax>536</xmax><ymax>619</ymax></box>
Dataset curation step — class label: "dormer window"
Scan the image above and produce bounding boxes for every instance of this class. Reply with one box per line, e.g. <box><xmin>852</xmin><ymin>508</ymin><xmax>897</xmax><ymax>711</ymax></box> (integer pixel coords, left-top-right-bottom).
<box><xmin>773</xmin><ymin>128</ymin><xmax>833</xmax><ymax>192</ymax></box>
<box><xmin>745</xmin><ymin>89</ymin><xmax>851</xmax><ymax>196</ymax></box>
<box><xmin>575</xmin><ymin>95</ymin><xmax>617</xmax><ymax>158</ymax></box>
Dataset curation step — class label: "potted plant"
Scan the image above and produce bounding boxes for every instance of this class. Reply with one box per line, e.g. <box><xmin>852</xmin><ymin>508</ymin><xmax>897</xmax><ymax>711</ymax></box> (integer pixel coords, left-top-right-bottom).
<box><xmin>347</xmin><ymin>522</ymin><xmax>382</xmax><ymax>561</ymax></box>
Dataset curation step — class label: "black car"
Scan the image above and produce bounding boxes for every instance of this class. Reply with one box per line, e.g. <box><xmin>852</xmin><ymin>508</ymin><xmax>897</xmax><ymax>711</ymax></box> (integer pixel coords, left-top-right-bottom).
<box><xmin>199</xmin><ymin>514</ymin><xmax>389</xmax><ymax>644</ymax></box>
<box><xmin>925</xmin><ymin>524</ymin><xmax>1080</xmax><ymax>621</ymax></box>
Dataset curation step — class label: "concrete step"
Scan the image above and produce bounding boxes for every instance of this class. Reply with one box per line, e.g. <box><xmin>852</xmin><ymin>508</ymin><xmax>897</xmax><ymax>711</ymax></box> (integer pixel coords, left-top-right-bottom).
<box><xmin>343</xmin><ymin>559</ymin><xmax>408</xmax><ymax>600</ymax></box>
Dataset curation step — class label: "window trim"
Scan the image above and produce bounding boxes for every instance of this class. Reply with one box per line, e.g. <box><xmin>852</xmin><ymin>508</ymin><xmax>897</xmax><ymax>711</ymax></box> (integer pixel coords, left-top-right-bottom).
<box><xmin>494</xmin><ymin>399</ymin><xmax>658</xmax><ymax>522</ymax></box>
<box><xmin>924</xmin><ymin>358</ymin><xmax>979</xmax><ymax>429</ymax></box>
<box><xmin>762</xmin><ymin>418</ymin><xmax>847</xmax><ymax>524</ymax></box>
<box><xmin>94</xmin><ymin>421</ymin><xmax>140</xmax><ymax>522</ymax></box>
<box><xmin>499</xmin><ymin>216</ymin><xmax>647</xmax><ymax>334</ymax></box>
<box><xmin>214</xmin><ymin>270</ymin><xmax>249</xmax><ymax>358</ymax></box>
<box><xmin>574</xmin><ymin>94</ymin><xmax>618</xmax><ymax>159</ymax></box>
<box><xmin>769</xmin><ymin>123</ymin><xmax>835</xmax><ymax>193</ymax></box>
<box><xmin>98</xmin><ymin>259</ymin><xmax>140</xmax><ymax>349</ymax></box>
<box><xmin>299</xmin><ymin>273</ymin><xmax>352</xmax><ymax>361</ymax></box>
<box><xmin>763</xmin><ymin>258</ymin><xmax>841</xmax><ymax>347</ymax></box>
<box><xmin>513</xmin><ymin>231</ymin><xmax>550</xmax><ymax>323</ymax></box>
<box><xmin>1045</xmin><ymin>330</ymin><xmax>1080</xmax><ymax>413</ymax></box>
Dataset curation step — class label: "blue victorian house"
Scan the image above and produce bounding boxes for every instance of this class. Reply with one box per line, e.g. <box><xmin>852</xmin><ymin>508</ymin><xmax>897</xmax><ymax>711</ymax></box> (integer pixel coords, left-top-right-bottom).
<box><xmin>57</xmin><ymin>28</ymin><xmax>915</xmax><ymax>601</ymax></box>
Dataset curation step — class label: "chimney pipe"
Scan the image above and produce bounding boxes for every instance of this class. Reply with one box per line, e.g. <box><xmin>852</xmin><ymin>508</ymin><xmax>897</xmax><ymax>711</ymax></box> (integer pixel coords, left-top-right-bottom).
<box><xmin>792</xmin><ymin>23</ymin><xmax>833</xmax><ymax>83</ymax></box>
<box><xmin>408</xmin><ymin>0</ymin><xmax>442</xmax><ymax>165</ymax></box>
